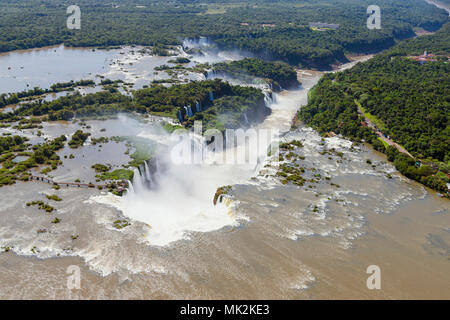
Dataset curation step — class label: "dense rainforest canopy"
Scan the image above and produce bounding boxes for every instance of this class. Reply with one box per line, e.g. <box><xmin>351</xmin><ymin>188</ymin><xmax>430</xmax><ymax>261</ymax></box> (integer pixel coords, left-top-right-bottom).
<box><xmin>298</xmin><ymin>23</ymin><xmax>450</xmax><ymax>194</ymax></box>
<box><xmin>1</xmin><ymin>79</ymin><xmax>267</xmax><ymax>132</ymax></box>
<box><xmin>0</xmin><ymin>0</ymin><xmax>448</xmax><ymax>69</ymax></box>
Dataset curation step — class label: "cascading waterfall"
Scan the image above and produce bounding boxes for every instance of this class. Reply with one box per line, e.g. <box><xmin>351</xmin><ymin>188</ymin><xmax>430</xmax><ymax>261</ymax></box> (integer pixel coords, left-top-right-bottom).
<box><xmin>195</xmin><ymin>101</ymin><xmax>201</xmax><ymax>112</ymax></box>
<box><xmin>243</xmin><ymin>113</ymin><xmax>249</xmax><ymax>125</ymax></box>
<box><xmin>126</xmin><ymin>180</ymin><xmax>135</xmax><ymax>196</ymax></box>
<box><xmin>113</xmin><ymin>130</ymin><xmax>243</xmax><ymax>246</ymax></box>
<box><xmin>127</xmin><ymin>160</ymin><xmax>156</xmax><ymax>195</ymax></box>
<box><xmin>96</xmin><ymin>66</ymin><xmax>294</xmax><ymax>247</ymax></box>
<box><xmin>183</xmin><ymin>36</ymin><xmax>213</xmax><ymax>50</ymax></box>
<box><xmin>272</xmin><ymin>92</ymin><xmax>278</xmax><ymax>104</ymax></box>
<box><xmin>132</xmin><ymin>168</ymin><xmax>144</xmax><ymax>194</ymax></box>
<box><xmin>183</xmin><ymin>106</ymin><xmax>194</xmax><ymax>117</ymax></box>
<box><xmin>177</xmin><ymin>110</ymin><xmax>183</xmax><ymax>122</ymax></box>
<box><xmin>94</xmin><ymin>82</ymin><xmax>297</xmax><ymax>246</ymax></box>
<box><xmin>199</xmin><ymin>36</ymin><xmax>209</xmax><ymax>47</ymax></box>
<box><xmin>144</xmin><ymin>161</ymin><xmax>152</xmax><ymax>183</ymax></box>
<box><xmin>187</xmin><ymin>106</ymin><xmax>194</xmax><ymax>117</ymax></box>
<box><xmin>263</xmin><ymin>90</ymin><xmax>273</xmax><ymax>105</ymax></box>
<box><xmin>182</xmin><ymin>36</ymin><xmax>252</xmax><ymax>65</ymax></box>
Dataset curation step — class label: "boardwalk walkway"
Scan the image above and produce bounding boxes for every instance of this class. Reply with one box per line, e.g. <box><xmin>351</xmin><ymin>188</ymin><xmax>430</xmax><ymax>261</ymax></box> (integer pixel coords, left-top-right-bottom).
<box><xmin>29</xmin><ymin>175</ymin><xmax>108</xmax><ymax>188</ymax></box>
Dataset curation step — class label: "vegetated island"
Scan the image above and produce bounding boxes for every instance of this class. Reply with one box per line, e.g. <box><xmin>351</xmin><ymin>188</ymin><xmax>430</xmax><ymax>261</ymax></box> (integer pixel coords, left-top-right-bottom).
<box><xmin>211</xmin><ymin>58</ymin><xmax>300</xmax><ymax>91</ymax></box>
<box><xmin>1</xmin><ymin>79</ymin><xmax>270</xmax><ymax>131</ymax></box>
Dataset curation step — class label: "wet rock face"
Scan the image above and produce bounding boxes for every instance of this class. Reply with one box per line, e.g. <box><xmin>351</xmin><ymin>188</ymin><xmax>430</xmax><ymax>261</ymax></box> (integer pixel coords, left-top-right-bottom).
<box><xmin>269</xmin><ymin>78</ymin><xmax>301</xmax><ymax>92</ymax></box>
<box><xmin>243</xmin><ymin>96</ymin><xmax>271</xmax><ymax>126</ymax></box>
<box><xmin>213</xmin><ymin>185</ymin><xmax>232</xmax><ymax>206</ymax></box>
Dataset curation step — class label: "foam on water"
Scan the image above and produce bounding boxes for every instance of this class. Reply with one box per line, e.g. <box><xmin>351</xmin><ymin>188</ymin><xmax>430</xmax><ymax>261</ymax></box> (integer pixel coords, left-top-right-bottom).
<box><xmin>89</xmin><ymin>80</ymin><xmax>288</xmax><ymax>247</ymax></box>
<box><xmin>245</xmin><ymin>120</ymin><xmax>431</xmax><ymax>247</ymax></box>
<box><xmin>91</xmin><ymin>126</ymin><xmax>256</xmax><ymax>246</ymax></box>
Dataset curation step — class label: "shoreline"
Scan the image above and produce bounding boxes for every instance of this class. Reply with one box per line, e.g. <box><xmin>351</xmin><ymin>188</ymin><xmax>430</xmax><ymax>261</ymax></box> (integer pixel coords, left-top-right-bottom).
<box><xmin>425</xmin><ymin>0</ymin><xmax>450</xmax><ymax>13</ymax></box>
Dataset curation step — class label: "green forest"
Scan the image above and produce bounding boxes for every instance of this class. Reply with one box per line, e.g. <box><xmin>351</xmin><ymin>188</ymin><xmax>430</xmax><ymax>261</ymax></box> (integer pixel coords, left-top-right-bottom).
<box><xmin>0</xmin><ymin>0</ymin><xmax>448</xmax><ymax>69</ymax></box>
<box><xmin>1</xmin><ymin>79</ymin><xmax>267</xmax><ymax>131</ymax></box>
<box><xmin>0</xmin><ymin>135</ymin><xmax>66</xmax><ymax>187</ymax></box>
<box><xmin>0</xmin><ymin>80</ymin><xmax>96</xmax><ymax>108</ymax></box>
<box><xmin>298</xmin><ymin>23</ymin><xmax>450</xmax><ymax>194</ymax></box>
<box><xmin>134</xmin><ymin>79</ymin><xmax>267</xmax><ymax>130</ymax></box>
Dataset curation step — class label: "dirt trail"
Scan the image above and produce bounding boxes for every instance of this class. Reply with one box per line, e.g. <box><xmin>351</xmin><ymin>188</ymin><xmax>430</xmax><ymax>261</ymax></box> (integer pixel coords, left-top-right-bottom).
<box><xmin>356</xmin><ymin>105</ymin><xmax>415</xmax><ymax>159</ymax></box>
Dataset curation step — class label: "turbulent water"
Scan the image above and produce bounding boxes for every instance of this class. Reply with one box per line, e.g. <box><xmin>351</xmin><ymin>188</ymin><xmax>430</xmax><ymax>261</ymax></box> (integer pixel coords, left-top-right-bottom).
<box><xmin>182</xmin><ymin>37</ymin><xmax>255</xmax><ymax>64</ymax></box>
<box><xmin>0</xmin><ymin>43</ymin><xmax>449</xmax><ymax>299</ymax></box>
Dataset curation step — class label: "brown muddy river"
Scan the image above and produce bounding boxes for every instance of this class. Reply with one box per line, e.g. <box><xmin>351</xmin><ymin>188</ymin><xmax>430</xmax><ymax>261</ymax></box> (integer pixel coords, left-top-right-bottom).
<box><xmin>0</xmin><ymin>46</ymin><xmax>448</xmax><ymax>299</ymax></box>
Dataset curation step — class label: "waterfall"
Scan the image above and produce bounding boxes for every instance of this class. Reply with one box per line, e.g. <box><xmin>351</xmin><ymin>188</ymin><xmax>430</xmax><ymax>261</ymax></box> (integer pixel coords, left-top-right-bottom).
<box><xmin>184</xmin><ymin>105</ymin><xmax>194</xmax><ymax>117</ymax></box>
<box><xmin>153</xmin><ymin>157</ymin><xmax>161</xmax><ymax>182</ymax></box>
<box><xmin>127</xmin><ymin>160</ymin><xmax>158</xmax><ymax>194</ymax></box>
<box><xmin>187</xmin><ymin>105</ymin><xmax>194</xmax><ymax>117</ymax></box>
<box><xmin>132</xmin><ymin>167</ymin><xmax>145</xmax><ymax>193</ymax></box>
<box><xmin>243</xmin><ymin>113</ymin><xmax>249</xmax><ymax>125</ymax></box>
<box><xmin>272</xmin><ymin>92</ymin><xmax>278</xmax><ymax>104</ymax></box>
<box><xmin>177</xmin><ymin>110</ymin><xmax>183</xmax><ymax>122</ymax></box>
<box><xmin>199</xmin><ymin>36</ymin><xmax>209</xmax><ymax>47</ymax></box>
<box><xmin>195</xmin><ymin>101</ymin><xmax>201</xmax><ymax>112</ymax></box>
<box><xmin>263</xmin><ymin>90</ymin><xmax>272</xmax><ymax>106</ymax></box>
<box><xmin>209</xmin><ymin>91</ymin><xmax>214</xmax><ymax>101</ymax></box>
<box><xmin>126</xmin><ymin>180</ymin><xmax>135</xmax><ymax>196</ymax></box>
<box><xmin>262</xmin><ymin>89</ymin><xmax>277</xmax><ymax>106</ymax></box>
<box><xmin>205</xmin><ymin>70</ymin><xmax>215</xmax><ymax>79</ymax></box>
<box><xmin>144</xmin><ymin>160</ymin><xmax>153</xmax><ymax>184</ymax></box>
